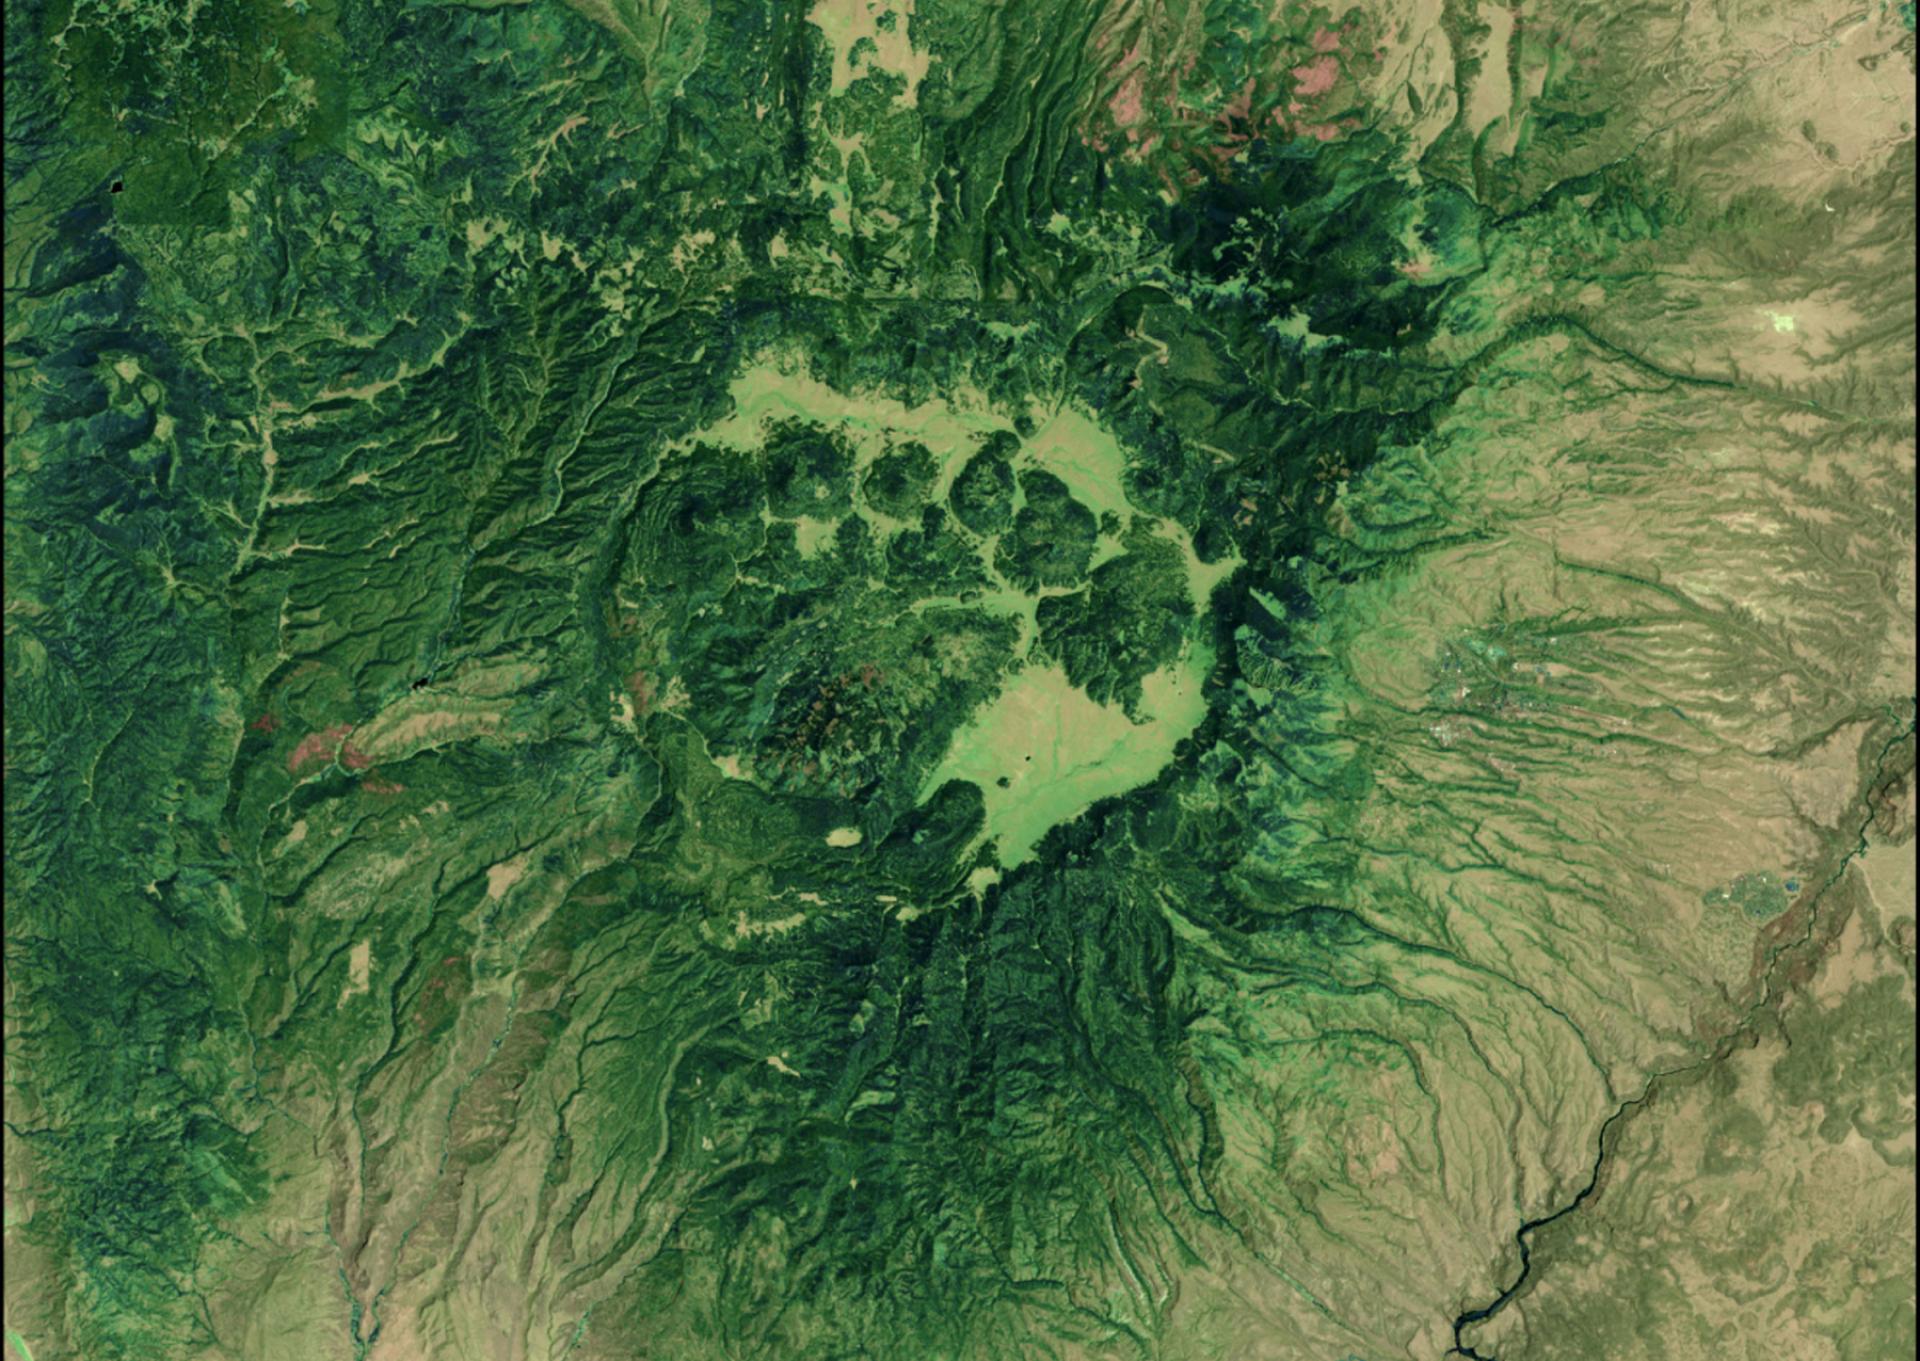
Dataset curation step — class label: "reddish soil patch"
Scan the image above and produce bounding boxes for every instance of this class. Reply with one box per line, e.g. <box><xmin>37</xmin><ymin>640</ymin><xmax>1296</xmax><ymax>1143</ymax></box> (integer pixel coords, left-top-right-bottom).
<box><xmin>1289</xmin><ymin>55</ymin><xmax>1340</xmax><ymax>98</ymax></box>
<box><xmin>288</xmin><ymin>724</ymin><xmax>353</xmax><ymax>774</ymax></box>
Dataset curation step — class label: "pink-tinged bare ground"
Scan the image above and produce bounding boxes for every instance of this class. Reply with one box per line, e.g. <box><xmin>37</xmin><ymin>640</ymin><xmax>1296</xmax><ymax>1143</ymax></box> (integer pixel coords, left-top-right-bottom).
<box><xmin>1290</xmin><ymin>55</ymin><xmax>1340</xmax><ymax>97</ymax></box>
<box><xmin>1110</xmin><ymin>43</ymin><xmax>1147</xmax><ymax>128</ymax></box>
<box><xmin>289</xmin><ymin>724</ymin><xmax>353</xmax><ymax>773</ymax></box>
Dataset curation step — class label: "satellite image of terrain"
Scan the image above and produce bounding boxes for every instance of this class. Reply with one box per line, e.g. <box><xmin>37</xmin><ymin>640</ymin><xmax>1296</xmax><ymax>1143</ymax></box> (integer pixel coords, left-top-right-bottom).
<box><xmin>3</xmin><ymin>2</ymin><xmax>1915</xmax><ymax>1359</ymax></box>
